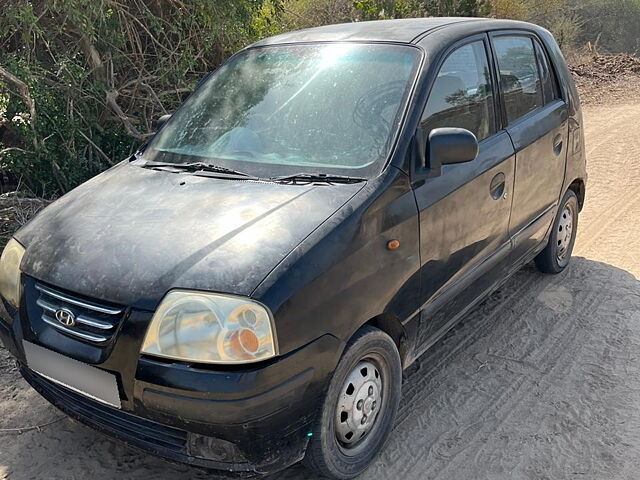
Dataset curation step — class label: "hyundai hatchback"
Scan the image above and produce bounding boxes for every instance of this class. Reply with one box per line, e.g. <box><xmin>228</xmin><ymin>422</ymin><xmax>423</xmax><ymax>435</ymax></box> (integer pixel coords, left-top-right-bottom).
<box><xmin>0</xmin><ymin>17</ymin><xmax>586</xmax><ymax>480</ymax></box>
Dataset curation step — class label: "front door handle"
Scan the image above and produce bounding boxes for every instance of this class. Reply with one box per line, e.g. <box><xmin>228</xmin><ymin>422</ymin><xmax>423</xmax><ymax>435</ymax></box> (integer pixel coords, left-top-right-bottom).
<box><xmin>553</xmin><ymin>134</ymin><xmax>563</xmax><ymax>156</ymax></box>
<box><xmin>490</xmin><ymin>172</ymin><xmax>506</xmax><ymax>200</ymax></box>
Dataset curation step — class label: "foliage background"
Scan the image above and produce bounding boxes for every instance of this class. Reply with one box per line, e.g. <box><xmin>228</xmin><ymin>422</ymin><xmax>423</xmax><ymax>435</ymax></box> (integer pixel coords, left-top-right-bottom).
<box><xmin>1</xmin><ymin>0</ymin><xmax>639</xmax><ymax>197</ymax></box>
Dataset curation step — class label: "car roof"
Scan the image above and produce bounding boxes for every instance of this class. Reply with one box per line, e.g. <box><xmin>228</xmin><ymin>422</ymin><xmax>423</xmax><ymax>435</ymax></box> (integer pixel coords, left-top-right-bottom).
<box><xmin>250</xmin><ymin>17</ymin><xmax>540</xmax><ymax>47</ymax></box>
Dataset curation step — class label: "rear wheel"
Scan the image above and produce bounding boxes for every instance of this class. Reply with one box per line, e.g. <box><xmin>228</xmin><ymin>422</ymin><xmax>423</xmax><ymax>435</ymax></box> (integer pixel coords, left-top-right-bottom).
<box><xmin>535</xmin><ymin>189</ymin><xmax>579</xmax><ymax>274</ymax></box>
<box><xmin>303</xmin><ymin>326</ymin><xmax>401</xmax><ymax>479</ymax></box>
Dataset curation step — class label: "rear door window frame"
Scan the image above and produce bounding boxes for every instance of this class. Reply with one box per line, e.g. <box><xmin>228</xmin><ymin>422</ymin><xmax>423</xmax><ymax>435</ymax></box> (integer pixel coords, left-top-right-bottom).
<box><xmin>489</xmin><ymin>31</ymin><xmax>547</xmax><ymax>126</ymax></box>
<box><xmin>488</xmin><ymin>30</ymin><xmax>568</xmax><ymax>129</ymax></box>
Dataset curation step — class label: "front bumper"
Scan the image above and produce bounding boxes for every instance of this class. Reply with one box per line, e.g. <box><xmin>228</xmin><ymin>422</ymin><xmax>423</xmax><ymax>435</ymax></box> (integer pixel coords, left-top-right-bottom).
<box><xmin>0</xmin><ymin>292</ymin><xmax>342</xmax><ymax>475</ymax></box>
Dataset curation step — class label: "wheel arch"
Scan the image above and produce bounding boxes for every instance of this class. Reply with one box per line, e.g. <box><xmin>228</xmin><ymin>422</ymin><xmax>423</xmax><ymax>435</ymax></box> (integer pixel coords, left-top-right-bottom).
<box><xmin>363</xmin><ymin>313</ymin><xmax>412</xmax><ymax>368</ymax></box>
<box><xmin>567</xmin><ymin>178</ymin><xmax>586</xmax><ymax>211</ymax></box>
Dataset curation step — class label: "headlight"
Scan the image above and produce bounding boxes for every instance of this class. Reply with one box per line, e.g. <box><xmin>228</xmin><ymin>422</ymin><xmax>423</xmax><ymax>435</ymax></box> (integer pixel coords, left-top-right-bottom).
<box><xmin>0</xmin><ymin>238</ymin><xmax>25</xmax><ymax>308</ymax></box>
<box><xmin>141</xmin><ymin>290</ymin><xmax>277</xmax><ymax>364</ymax></box>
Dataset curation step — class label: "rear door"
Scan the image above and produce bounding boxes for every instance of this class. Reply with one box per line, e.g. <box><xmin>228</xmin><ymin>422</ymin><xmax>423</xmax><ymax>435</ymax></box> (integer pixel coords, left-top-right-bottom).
<box><xmin>490</xmin><ymin>32</ymin><xmax>568</xmax><ymax>259</ymax></box>
<box><xmin>412</xmin><ymin>35</ymin><xmax>515</xmax><ymax>351</ymax></box>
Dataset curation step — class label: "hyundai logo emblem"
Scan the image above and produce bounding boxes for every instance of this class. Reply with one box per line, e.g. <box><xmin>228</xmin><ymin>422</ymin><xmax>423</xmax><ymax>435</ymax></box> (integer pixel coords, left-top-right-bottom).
<box><xmin>55</xmin><ymin>308</ymin><xmax>76</xmax><ymax>327</ymax></box>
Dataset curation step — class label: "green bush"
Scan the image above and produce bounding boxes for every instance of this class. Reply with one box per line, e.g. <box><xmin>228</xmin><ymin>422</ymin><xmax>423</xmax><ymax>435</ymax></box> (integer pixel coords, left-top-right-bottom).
<box><xmin>572</xmin><ymin>0</ymin><xmax>640</xmax><ymax>54</ymax></box>
<box><xmin>1</xmin><ymin>0</ymin><xmax>639</xmax><ymax>198</ymax></box>
<box><xmin>0</xmin><ymin>0</ymin><xmax>279</xmax><ymax>196</ymax></box>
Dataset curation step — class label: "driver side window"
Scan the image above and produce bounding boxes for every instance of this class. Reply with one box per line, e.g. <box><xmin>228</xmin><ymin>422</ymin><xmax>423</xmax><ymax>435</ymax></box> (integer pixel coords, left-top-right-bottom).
<box><xmin>421</xmin><ymin>40</ymin><xmax>496</xmax><ymax>142</ymax></box>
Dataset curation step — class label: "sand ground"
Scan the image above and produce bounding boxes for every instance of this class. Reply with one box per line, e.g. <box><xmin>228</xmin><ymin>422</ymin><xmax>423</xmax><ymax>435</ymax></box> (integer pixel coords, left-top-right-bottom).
<box><xmin>1</xmin><ymin>101</ymin><xmax>640</xmax><ymax>479</ymax></box>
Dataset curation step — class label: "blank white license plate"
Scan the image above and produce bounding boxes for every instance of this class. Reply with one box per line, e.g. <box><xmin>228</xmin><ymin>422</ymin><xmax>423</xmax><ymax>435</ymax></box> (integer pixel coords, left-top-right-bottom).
<box><xmin>23</xmin><ymin>340</ymin><xmax>121</xmax><ymax>408</ymax></box>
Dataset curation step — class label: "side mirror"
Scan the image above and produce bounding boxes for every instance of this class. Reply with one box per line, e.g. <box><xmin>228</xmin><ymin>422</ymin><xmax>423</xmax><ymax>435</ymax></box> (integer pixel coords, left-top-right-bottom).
<box><xmin>412</xmin><ymin>127</ymin><xmax>478</xmax><ymax>180</ymax></box>
<box><xmin>156</xmin><ymin>114</ymin><xmax>172</xmax><ymax>130</ymax></box>
<box><xmin>428</xmin><ymin>127</ymin><xmax>479</xmax><ymax>168</ymax></box>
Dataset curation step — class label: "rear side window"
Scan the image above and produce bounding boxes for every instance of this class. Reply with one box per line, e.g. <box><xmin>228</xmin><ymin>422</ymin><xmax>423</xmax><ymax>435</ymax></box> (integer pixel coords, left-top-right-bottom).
<box><xmin>493</xmin><ymin>36</ymin><xmax>543</xmax><ymax>123</ymax></box>
<box><xmin>534</xmin><ymin>39</ymin><xmax>561</xmax><ymax>103</ymax></box>
<box><xmin>421</xmin><ymin>40</ymin><xmax>496</xmax><ymax>142</ymax></box>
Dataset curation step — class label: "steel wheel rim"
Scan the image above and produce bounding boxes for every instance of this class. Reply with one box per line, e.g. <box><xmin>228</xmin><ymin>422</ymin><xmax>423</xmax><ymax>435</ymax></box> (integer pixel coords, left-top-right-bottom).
<box><xmin>334</xmin><ymin>355</ymin><xmax>386</xmax><ymax>456</ymax></box>
<box><xmin>556</xmin><ymin>203</ymin><xmax>574</xmax><ymax>261</ymax></box>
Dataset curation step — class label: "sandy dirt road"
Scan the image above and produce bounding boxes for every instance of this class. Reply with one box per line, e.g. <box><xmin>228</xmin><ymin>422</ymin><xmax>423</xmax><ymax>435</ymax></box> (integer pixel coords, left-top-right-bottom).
<box><xmin>2</xmin><ymin>102</ymin><xmax>640</xmax><ymax>480</ymax></box>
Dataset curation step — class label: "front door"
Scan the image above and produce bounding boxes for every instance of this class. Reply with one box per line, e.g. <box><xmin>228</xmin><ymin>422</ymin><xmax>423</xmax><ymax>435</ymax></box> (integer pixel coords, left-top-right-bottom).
<box><xmin>412</xmin><ymin>36</ymin><xmax>515</xmax><ymax>353</ymax></box>
<box><xmin>491</xmin><ymin>33</ymin><xmax>568</xmax><ymax>259</ymax></box>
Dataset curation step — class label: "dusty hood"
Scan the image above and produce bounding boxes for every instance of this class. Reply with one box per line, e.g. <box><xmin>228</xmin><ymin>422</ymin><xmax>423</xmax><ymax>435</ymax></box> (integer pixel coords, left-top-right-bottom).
<box><xmin>16</xmin><ymin>162</ymin><xmax>363</xmax><ymax>309</ymax></box>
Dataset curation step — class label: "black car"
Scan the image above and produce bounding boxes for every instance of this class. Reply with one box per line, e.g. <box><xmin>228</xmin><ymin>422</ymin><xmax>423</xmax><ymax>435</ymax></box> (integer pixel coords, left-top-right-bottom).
<box><xmin>0</xmin><ymin>17</ymin><xmax>586</xmax><ymax>480</ymax></box>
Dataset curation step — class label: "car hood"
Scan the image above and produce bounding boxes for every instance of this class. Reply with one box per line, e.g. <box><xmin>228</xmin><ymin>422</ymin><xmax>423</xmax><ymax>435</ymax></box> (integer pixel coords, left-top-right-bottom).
<box><xmin>16</xmin><ymin>162</ymin><xmax>364</xmax><ymax>309</ymax></box>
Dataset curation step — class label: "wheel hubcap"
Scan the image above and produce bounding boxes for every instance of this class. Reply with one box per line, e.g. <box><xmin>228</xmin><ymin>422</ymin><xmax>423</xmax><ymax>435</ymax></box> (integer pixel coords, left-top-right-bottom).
<box><xmin>557</xmin><ymin>203</ymin><xmax>574</xmax><ymax>260</ymax></box>
<box><xmin>335</xmin><ymin>360</ymin><xmax>383</xmax><ymax>448</ymax></box>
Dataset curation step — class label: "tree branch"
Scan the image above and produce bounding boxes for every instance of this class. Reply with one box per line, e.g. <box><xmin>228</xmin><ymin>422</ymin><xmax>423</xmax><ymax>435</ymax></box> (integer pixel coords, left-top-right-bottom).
<box><xmin>77</xmin><ymin>130</ymin><xmax>114</xmax><ymax>165</ymax></box>
<box><xmin>79</xmin><ymin>34</ymin><xmax>106</xmax><ymax>81</ymax></box>
<box><xmin>105</xmin><ymin>90</ymin><xmax>147</xmax><ymax>140</ymax></box>
<box><xmin>0</xmin><ymin>147</ymin><xmax>31</xmax><ymax>157</ymax></box>
<box><xmin>0</xmin><ymin>66</ymin><xmax>38</xmax><ymax>148</ymax></box>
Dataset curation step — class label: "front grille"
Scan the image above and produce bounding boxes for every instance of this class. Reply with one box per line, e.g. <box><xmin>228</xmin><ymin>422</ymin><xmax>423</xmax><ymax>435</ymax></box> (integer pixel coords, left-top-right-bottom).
<box><xmin>34</xmin><ymin>282</ymin><xmax>125</xmax><ymax>344</ymax></box>
<box><xmin>22</xmin><ymin>367</ymin><xmax>188</xmax><ymax>453</ymax></box>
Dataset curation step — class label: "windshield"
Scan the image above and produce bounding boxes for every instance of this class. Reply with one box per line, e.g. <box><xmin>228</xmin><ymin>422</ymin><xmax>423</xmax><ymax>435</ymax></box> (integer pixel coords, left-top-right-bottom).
<box><xmin>143</xmin><ymin>43</ymin><xmax>421</xmax><ymax>178</ymax></box>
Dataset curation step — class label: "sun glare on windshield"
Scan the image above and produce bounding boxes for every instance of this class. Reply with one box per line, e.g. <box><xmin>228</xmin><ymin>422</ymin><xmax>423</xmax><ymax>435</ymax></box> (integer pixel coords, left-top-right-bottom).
<box><xmin>145</xmin><ymin>43</ymin><xmax>421</xmax><ymax>177</ymax></box>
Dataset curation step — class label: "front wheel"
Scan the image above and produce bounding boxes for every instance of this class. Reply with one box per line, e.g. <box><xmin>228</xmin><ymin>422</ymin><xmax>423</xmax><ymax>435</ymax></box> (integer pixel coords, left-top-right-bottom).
<box><xmin>535</xmin><ymin>189</ymin><xmax>579</xmax><ymax>274</ymax></box>
<box><xmin>303</xmin><ymin>326</ymin><xmax>402</xmax><ymax>479</ymax></box>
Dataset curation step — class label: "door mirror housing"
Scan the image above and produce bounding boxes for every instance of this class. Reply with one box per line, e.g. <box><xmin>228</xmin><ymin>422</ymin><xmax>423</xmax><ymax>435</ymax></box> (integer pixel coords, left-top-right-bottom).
<box><xmin>156</xmin><ymin>114</ymin><xmax>172</xmax><ymax>130</ymax></box>
<box><xmin>412</xmin><ymin>127</ymin><xmax>479</xmax><ymax>181</ymax></box>
<box><xmin>429</xmin><ymin>127</ymin><xmax>479</xmax><ymax>167</ymax></box>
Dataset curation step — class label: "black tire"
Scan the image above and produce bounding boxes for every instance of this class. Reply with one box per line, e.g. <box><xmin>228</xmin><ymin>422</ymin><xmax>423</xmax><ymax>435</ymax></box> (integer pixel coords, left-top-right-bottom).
<box><xmin>535</xmin><ymin>189</ymin><xmax>579</xmax><ymax>274</ymax></box>
<box><xmin>303</xmin><ymin>326</ymin><xmax>402</xmax><ymax>479</ymax></box>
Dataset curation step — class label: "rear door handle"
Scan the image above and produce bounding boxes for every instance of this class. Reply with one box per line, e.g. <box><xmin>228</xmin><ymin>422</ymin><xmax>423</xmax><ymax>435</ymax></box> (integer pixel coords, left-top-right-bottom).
<box><xmin>490</xmin><ymin>172</ymin><xmax>506</xmax><ymax>200</ymax></box>
<box><xmin>553</xmin><ymin>134</ymin><xmax>563</xmax><ymax>156</ymax></box>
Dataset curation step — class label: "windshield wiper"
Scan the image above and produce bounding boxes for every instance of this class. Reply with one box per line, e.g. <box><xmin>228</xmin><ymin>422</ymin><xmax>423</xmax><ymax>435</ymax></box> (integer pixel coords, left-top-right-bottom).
<box><xmin>273</xmin><ymin>173</ymin><xmax>367</xmax><ymax>185</ymax></box>
<box><xmin>142</xmin><ymin>161</ymin><xmax>251</xmax><ymax>177</ymax></box>
<box><xmin>140</xmin><ymin>162</ymin><xmax>366</xmax><ymax>184</ymax></box>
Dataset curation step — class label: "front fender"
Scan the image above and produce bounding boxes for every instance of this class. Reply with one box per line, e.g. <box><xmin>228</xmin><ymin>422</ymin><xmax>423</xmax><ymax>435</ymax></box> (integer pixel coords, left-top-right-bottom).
<box><xmin>253</xmin><ymin>167</ymin><xmax>421</xmax><ymax>358</ymax></box>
